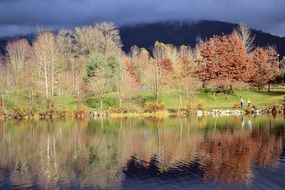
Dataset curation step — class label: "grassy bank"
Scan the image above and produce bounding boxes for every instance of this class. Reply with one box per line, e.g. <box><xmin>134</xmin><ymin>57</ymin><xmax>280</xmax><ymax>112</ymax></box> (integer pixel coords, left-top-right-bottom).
<box><xmin>3</xmin><ymin>90</ymin><xmax>284</xmax><ymax>113</ymax></box>
<box><xmin>195</xmin><ymin>90</ymin><xmax>284</xmax><ymax>109</ymax></box>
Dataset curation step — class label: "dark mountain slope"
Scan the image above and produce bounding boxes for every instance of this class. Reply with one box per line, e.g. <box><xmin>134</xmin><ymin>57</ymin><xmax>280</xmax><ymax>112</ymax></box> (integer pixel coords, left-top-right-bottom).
<box><xmin>120</xmin><ymin>20</ymin><xmax>285</xmax><ymax>57</ymax></box>
<box><xmin>0</xmin><ymin>20</ymin><xmax>284</xmax><ymax>57</ymax></box>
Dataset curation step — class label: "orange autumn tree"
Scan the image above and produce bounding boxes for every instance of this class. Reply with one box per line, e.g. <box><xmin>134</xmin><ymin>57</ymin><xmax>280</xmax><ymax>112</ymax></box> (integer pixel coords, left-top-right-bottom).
<box><xmin>116</xmin><ymin>55</ymin><xmax>140</xmax><ymax>108</ymax></box>
<box><xmin>198</xmin><ymin>32</ymin><xmax>254</xmax><ymax>91</ymax></box>
<box><xmin>250</xmin><ymin>47</ymin><xmax>280</xmax><ymax>90</ymax></box>
<box><xmin>130</xmin><ymin>46</ymin><xmax>150</xmax><ymax>90</ymax></box>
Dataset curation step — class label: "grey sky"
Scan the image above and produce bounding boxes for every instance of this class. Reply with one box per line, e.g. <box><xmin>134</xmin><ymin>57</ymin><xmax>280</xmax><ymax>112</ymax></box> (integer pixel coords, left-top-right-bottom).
<box><xmin>0</xmin><ymin>0</ymin><xmax>284</xmax><ymax>37</ymax></box>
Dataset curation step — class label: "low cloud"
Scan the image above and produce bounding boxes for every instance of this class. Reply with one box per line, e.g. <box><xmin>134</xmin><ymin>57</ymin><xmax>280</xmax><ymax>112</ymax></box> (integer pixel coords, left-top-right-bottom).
<box><xmin>0</xmin><ymin>0</ymin><xmax>284</xmax><ymax>36</ymax></box>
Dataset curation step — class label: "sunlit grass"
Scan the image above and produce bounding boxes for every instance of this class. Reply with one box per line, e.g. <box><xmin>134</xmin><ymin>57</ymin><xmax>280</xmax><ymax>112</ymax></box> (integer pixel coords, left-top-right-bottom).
<box><xmin>4</xmin><ymin>89</ymin><xmax>284</xmax><ymax>112</ymax></box>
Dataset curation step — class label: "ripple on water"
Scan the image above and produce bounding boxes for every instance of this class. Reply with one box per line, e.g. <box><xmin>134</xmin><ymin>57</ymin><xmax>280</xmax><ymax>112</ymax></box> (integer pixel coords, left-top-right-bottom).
<box><xmin>0</xmin><ymin>117</ymin><xmax>284</xmax><ymax>190</ymax></box>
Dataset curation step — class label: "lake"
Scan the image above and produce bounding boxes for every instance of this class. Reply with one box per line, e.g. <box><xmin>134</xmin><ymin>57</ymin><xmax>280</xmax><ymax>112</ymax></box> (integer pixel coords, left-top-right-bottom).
<box><xmin>0</xmin><ymin>116</ymin><xmax>284</xmax><ymax>190</ymax></box>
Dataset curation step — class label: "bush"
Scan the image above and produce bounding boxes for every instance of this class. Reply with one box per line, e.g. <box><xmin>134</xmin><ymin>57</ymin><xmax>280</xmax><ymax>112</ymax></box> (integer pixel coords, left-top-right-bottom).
<box><xmin>267</xmin><ymin>104</ymin><xmax>284</xmax><ymax>114</ymax></box>
<box><xmin>186</xmin><ymin>100</ymin><xmax>198</xmax><ymax>111</ymax></box>
<box><xmin>13</xmin><ymin>106</ymin><xmax>29</xmax><ymax>119</ymax></box>
<box><xmin>0</xmin><ymin>99</ymin><xmax>5</xmax><ymax>114</ymax></box>
<box><xmin>86</xmin><ymin>96</ymin><xmax>118</xmax><ymax>109</ymax></box>
<box><xmin>109</xmin><ymin>107</ymin><xmax>124</xmax><ymax>114</ymax></box>
<box><xmin>143</xmin><ymin>96</ymin><xmax>157</xmax><ymax>105</ymax></box>
<box><xmin>109</xmin><ymin>105</ymin><xmax>140</xmax><ymax>114</ymax></box>
<box><xmin>0</xmin><ymin>106</ymin><xmax>6</xmax><ymax>119</ymax></box>
<box><xmin>6</xmin><ymin>100</ymin><xmax>16</xmax><ymax>110</ymax></box>
<box><xmin>232</xmin><ymin>103</ymin><xmax>240</xmax><ymax>109</ymax></box>
<box><xmin>74</xmin><ymin>104</ymin><xmax>89</xmax><ymax>118</ymax></box>
<box><xmin>195</xmin><ymin>99</ymin><xmax>206</xmax><ymax>110</ymax></box>
<box><xmin>144</xmin><ymin>102</ymin><xmax>165</xmax><ymax>113</ymax></box>
<box><xmin>53</xmin><ymin>106</ymin><xmax>74</xmax><ymax>118</ymax></box>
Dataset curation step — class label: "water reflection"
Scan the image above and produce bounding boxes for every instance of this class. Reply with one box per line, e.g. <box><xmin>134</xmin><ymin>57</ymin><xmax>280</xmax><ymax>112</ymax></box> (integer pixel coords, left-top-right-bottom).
<box><xmin>0</xmin><ymin>116</ymin><xmax>284</xmax><ymax>190</ymax></box>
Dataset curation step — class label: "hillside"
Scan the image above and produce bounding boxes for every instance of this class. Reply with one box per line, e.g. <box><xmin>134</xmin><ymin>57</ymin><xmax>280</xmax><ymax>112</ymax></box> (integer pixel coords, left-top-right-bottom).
<box><xmin>0</xmin><ymin>20</ymin><xmax>285</xmax><ymax>57</ymax></box>
<box><xmin>120</xmin><ymin>20</ymin><xmax>285</xmax><ymax>57</ymax></box>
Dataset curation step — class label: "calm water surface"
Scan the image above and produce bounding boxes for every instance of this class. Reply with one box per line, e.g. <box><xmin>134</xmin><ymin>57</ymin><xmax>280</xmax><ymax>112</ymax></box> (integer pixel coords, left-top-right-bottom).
<box><xmin>0</xmin><ymin>116</ymin><xmax>284</xmax><ymax>190</ymax></box>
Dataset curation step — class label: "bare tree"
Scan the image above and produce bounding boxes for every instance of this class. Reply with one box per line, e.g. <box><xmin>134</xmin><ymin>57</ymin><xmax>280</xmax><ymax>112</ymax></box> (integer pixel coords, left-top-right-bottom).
<box><xmin>33</xmin><ymin>31</ymin><xmax>61</xmax><ymax>100</ymax></box>
<box><xmin>169</xmin><ymin>45</ymin><xmax>201</xmax><ymax>108</ymax></box>
<box><xmin>0</xmin><ymin>57</ymin><xmax>9</xmax><ymax>109</ymax></box>
<box><xmin>57</xmin><ymin>30</ymin><xmax>85</xmax><ymax>96</ymax></box>
<box><xmin>74</xmin><ymin>22</ymin><xmax>121</xmax><ymax>58</ymax></box>
<box><xmin>151</xmin><ymin>41</ymin><xmax>173</xmax><ymax>102</ymax></box>
<box><xmin>74</xmin><ymin>26</ymin><xmax>103</xmax><ymax>57</ymax></box>
<box><xmin>237</xmin><ymin>23</ymin><xmax>255</xmax><ymax>54</ymax></box>
<box><xmin>6</xmin><ymin>39</ymin><xmax>31</xmax><ymax>87</ymax></box>
<box><xmin>95</xmin><ymin>22</ymin><xmax>122</xmax><ymax>57</ymax></box>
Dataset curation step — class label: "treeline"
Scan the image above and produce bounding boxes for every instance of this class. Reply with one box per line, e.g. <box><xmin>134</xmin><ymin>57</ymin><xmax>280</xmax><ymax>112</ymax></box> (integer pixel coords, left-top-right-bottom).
<box><xmin>0</xmin><ymin>23</ymin><xmax>283</xmax><ymax>111</ymax></box>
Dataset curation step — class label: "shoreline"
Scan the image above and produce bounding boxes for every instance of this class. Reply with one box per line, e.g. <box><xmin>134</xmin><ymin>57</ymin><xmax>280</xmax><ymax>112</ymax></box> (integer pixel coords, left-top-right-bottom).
<box><xmin>0</xmin><ymin>105</ymin><xmax>284</xmax><ymax>120</ymax></box>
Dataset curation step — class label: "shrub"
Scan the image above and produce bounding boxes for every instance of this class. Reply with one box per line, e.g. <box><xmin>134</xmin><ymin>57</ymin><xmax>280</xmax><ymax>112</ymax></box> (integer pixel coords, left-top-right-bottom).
<box><xmin>0</xmin><ymin>106</ymin><xmax>6</xmax><ymax>119</ymax></box>
<box><xmin>58</xmin><ymin>109</ymin><xmax>73</xmax><ymax>118</ymax></box>
<box><xmin>232</xmin><ymin>103</ymin><xmax>240</xmax><ymax>109</ymax></box>
<box><xmin>13</xmin><ymin>106</ymin><xmax>29</xmax><ymax>119</ymax></box>
<box><xmin>186</xmin><ymin>100</ymin><xmax>197</xmax><ymax>111</ymax></box>
<box><xmin>74</xmin><ymin>104</ymin><xmax>89</xmax><ymax>118</ymax></box>
<box><xmin>109</xmin><ymin>105</ymin><xmax>140</xmax><ymax>114</ymax></box>
<box><xmin>86</xmin><ymin>97</ymin><xmax>118</xmax><ymax>109</ymax></box>
<box><xmin>0</xmin><ymin>99</ymin><xmax>5</xmax><ymax>115</ymax></box>
<box><xmin>143</xmin><ymin>96</ymin><xmax>157</xmax><ymax>105</ymax></box>
<box><xmin>195</xmin><ymin>99</ymin><xmax>206</xmax><ymax>110</ymax></box>
<box><xmin>109</xmin><ymin>107</ymin><xmax>124</xmax><ymax>114</ymax></box>
<box><xmin>144</xmin><ymin>102</ymin><xmax>165</xmax><ymax>113</ymax></box>
<box><xmin>268</xmin><ymin>104</ymin><xmax>284</xmax><ymax>114</ymax></box>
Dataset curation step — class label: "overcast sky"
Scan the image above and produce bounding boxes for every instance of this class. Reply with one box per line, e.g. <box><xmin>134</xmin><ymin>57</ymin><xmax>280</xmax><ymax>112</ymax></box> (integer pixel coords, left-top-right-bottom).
<box><xmin>0</xmin><ymin>0</ymin><xmax>284</xmax><ymax>37</ymax></box>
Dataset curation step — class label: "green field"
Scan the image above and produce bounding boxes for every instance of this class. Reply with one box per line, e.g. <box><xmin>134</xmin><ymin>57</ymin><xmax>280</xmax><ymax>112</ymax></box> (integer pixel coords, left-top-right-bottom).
<box><xmin>4</xmin><ymin>89</ymin><xmax>285</xmax><ymax>112</ymax></box>
<box><xmin>86</xmin><ymin>90</ymin><xmax>284</xmax><ymax>110</ymax></box>
<box><xmin>160</xmin><ymin>90</ymin><xmax>284</xmax><ymax>109</ymax></box>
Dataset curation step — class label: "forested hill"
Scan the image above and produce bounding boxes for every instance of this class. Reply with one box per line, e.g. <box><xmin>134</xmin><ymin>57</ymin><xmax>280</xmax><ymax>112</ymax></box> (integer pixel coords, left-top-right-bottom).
<box><xmin>1</xmin><ymin>20</ymin><xmax>285</xmax><ymax>57</ymax></box>
<box><xmin>120</xmin><ymin>20</ymin><xmax>285</xmax><ymax>57</ymax></box>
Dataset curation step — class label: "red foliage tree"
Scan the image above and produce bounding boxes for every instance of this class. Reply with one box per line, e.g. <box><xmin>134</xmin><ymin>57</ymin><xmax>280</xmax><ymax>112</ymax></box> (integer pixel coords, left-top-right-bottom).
<box><xmin>198</xmin><ymin>32</ymin><xmax>254</xmax><ymax>90</ymax></box>
<box><xmin>250</xmin><ymin>47</ymin><xmax>280</xmax><ymax>90</ymax></box>
<box><xmin>116</xmin><ymin>55</ymin><xmax>141</xmax><ymax>108</ymax></box>
<box><xmin>123</xmin><ymin>56</ymin><xmax>140</xmax><ymax>87</ymax></box>
<box><xmin>158</xmin><ymin>58</ymin><xmax>173</xmax><ymax>74</ymax></box>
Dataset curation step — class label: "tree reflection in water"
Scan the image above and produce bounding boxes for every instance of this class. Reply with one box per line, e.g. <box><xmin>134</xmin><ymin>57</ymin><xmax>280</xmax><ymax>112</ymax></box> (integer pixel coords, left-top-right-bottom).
<box><xmin>0</xmin><ymin>116</ymin><xmax>283</xmax><ymax>189</ymax></box>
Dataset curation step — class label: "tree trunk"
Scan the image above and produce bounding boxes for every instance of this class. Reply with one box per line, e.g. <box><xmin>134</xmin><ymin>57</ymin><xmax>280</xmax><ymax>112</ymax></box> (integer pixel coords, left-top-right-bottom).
<box><xmin>30</xmin><ymin>88</ymin><xmax>34</xmax><ymax>107</ymax></box>
<box><xmin>44</xmin><ymin>58</ymin><xmax>49</xmax><ymax>100</ymax></box>
<box><xmin>6</xmin><ymin>67</ymin><xmax>10</xmax><ymax>86</ymax></box>
<box><xmin>267</xmin><ymin>83</ymin><xmax>271</xmax><ymax>92</ymax></box>
<box><xmin>154</xmin><ymin>62</ymin><xmax>159</xmax><ymax>103</ymax></box>
<box><xmin>229</xmin><ymin>85</ymin><xmax>233</xmax><ymax>93</ymax></box>
<box><xmin>178</xmin><ymin>85</ymin><xmax>183</xmax><ymax>109</ymax></box>
<box><xmin>1</xmin><ymin>95</ymin><xmax>4</xmax><ymax>110</ymax></box>
<box><xmin>155</xmin><ymin>78</ymin><xmax>159</xmax><ymax>103</ymax></box>
<box><xmin>100</xmin><ymin>98</ymin><xmax>103</xmax><ymax>109</ymax></box>
<box><xmin>129</xmin><ymin>96</ymin><xmax>132</xmax><ymax>109</ymax></box>
<box><xmin>186</xmin><ymin>89</ymin><xmax>189</xmax><ymax>106</ymax></box>
<box><xmin>51</xmin><ymin>63</ymin><xmax>54</xmax><ymax>97</ymax></box>
<box><xmin>119</xmin><ymin>99</ymin><xmax>122</xmax><ymax>108</ymax></box>
<box><xmin>72</xmin><ymin>60</ymin><xmax>76</xmax><ymax>95</ymax></box>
